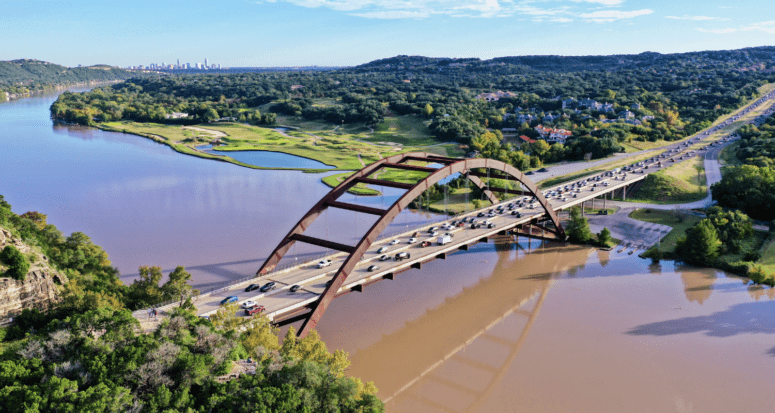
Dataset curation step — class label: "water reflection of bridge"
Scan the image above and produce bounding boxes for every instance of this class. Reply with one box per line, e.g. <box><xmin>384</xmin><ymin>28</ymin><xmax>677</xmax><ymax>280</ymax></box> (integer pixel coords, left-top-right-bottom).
<box><xmin>341</xmin><ymin>241</ymin><xmax>595</xmax><ymax>412</ymax></box>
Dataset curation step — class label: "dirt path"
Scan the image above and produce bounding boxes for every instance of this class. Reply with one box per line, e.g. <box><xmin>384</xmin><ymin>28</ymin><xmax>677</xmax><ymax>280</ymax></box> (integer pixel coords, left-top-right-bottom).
<box><xmin>182</xmin><ymin>126</ymin><xmax>227</xmax><ymax>138</ymax></box>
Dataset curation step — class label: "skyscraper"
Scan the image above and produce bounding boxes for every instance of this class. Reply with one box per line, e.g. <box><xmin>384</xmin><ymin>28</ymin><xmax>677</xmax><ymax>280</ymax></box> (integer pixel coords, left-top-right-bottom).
<box><xmin>204</xmin><ymin>58</ymin><xmax>208</xmax><ymax>69</ymax></box>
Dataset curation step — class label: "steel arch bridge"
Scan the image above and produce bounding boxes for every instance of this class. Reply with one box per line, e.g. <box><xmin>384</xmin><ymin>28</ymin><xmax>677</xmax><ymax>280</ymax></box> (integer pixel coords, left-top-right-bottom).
<box><xmin>256</xmin><ymin>152</ymin><xmax>564</xmax><ymax>337</ymax></box>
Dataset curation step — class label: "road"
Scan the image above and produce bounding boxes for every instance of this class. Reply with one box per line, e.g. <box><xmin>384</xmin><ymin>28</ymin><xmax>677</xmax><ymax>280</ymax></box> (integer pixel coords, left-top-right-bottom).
<box><xmin>134</xmin><ymin>89</ymin><xmax>775</xmax><ymax>329</ymax></box>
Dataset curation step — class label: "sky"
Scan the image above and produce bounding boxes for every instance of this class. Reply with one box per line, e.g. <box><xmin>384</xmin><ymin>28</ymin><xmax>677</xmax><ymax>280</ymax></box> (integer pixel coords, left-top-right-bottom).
<box><xmin>1</xmin><ymin>0</ymin><xmax>773</xmax><ymax>67</ymax></box>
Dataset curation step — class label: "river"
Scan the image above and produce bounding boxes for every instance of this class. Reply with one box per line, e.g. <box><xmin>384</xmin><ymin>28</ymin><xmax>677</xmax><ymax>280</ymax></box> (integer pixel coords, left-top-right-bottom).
<box><xmin>2</xmin><ymin>90</ymin><xmax>774</xmax><ymax>412</ymax></box>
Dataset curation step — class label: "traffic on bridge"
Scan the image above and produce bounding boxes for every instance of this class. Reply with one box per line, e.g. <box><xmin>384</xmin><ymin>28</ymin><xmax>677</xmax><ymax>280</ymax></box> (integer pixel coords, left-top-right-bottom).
<box><xmin>139</xmin><ymin>89</ymin><xmax>775</xmax><ymax>336</ymax></box>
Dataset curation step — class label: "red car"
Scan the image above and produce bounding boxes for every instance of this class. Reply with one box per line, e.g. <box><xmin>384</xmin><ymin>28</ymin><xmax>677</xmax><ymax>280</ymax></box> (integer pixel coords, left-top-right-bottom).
<box><xmin>420</xmin><ymin>241</ymin><xmax>432</xmax><ymax>248</ymax></box>
<box><xmin>244</xmin><ymin>305</ymin><xmax>266</xmax><ymax>316</ymax></box>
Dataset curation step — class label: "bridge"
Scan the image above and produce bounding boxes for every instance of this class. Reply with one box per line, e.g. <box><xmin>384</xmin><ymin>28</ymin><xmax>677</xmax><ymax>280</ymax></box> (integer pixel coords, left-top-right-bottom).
<box><xmin>135</xmin><ymin>89</ymin><xmax>775</xmax><ymax>337</ymax></box>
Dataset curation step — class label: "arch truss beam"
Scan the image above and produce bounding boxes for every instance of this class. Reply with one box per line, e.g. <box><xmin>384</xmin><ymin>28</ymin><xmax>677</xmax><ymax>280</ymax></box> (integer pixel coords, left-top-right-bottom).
<box><xmin>255</xmin><ymin>152</ymin><xmax>564</xmax><ymax>337</ymax></box>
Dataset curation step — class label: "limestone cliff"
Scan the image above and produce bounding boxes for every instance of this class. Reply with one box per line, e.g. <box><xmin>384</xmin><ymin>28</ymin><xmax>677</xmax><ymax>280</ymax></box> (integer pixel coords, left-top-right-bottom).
<box><xmin>0</xmin><ymin>228</ymin><xmax>67</xmax><ymax>319</ymax></box>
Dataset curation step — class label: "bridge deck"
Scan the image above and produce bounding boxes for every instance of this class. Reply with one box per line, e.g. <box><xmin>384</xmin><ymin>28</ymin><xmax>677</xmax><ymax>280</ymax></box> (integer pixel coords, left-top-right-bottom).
<box><xmin>138</xmin><ymin>90</ymin><xmax>775</xmax><ymax>327</ymax></box>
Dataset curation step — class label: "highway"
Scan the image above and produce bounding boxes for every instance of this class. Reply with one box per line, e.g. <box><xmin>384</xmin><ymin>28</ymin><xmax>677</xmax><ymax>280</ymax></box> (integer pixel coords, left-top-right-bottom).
<box><xmin>135</xmin><ymin>89</ymin><xmax>775</xmax><ymax>328</ymax></box>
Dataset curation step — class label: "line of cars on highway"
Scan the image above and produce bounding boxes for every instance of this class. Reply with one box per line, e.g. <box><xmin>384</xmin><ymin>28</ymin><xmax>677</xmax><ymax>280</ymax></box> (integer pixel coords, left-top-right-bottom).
<box><xmin>215</xmin><ymin>93</ymin><xmax>775</xmax><ymax>315</ymax></box>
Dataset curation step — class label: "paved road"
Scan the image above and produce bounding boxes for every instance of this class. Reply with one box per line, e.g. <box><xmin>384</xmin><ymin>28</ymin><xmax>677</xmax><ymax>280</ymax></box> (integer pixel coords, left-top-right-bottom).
<box><xmin>135</xmin><ymin>90</ymin><xmax>775</xmax><ymax>328</ymax></box>
<box><xmin>606</xmin><ymin>94</ymin><xmax>775</xmax><ymax>211</ymax></box>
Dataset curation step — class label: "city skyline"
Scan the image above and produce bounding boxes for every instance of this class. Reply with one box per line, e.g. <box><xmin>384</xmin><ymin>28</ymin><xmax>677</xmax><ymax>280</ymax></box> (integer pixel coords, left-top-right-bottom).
<box><xmin>1</xmin><ymin>0</ymin><xmax>773</xmax><ymax>67</ymax></box>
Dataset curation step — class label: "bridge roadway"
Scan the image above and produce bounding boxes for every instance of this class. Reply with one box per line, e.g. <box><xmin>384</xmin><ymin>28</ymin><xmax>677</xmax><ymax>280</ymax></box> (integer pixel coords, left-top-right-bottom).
<box><xmin>174</xmin><ymin>89</ymin><xmax>775</xmax><ymax>323</ymax></box>
<box><xmin>194</xmin><ymin>143</ymin><xmax>729</xmax><ymax>321</ymax></box>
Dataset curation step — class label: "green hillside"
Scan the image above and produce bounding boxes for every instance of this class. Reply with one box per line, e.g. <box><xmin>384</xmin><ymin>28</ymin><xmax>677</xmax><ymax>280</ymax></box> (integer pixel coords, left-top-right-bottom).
<box><xmin>0</xmin><ymin>59</ymin><xmax>139</xmax><ymax>96</ymax></box>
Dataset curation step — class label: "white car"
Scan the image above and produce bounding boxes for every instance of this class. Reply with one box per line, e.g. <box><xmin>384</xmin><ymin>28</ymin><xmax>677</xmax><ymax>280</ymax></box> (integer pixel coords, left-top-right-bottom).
<box><xmin>390</xmin><ymin>239</ymin><xmax>400</xmax><ymax>245</ymax></box>
<box><xmin>242</xmin><ymin>300</ymin><xmax>258</xmax><ymax>309</ymax></box>
<box><xmin>317</xmin><ymin>259</ymin><xmax>332</xmax><ymax>269</ymax></box>
<box><xmin>408</xmin><ymin>237</ymin><xmax>417</xmax><ymax>244</ymax></box>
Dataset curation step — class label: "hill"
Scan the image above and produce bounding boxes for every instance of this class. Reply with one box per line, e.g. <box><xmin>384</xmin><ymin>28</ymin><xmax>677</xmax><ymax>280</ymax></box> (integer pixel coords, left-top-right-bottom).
<box><xmin>354</xmin><ymin>46</ymin><xmax>775</xmax><ymax>73</ymax></box>
<box><xmin>0</xmin><ymin>59</ymin><xmax>140</xmax><ymax>97</ymax></box>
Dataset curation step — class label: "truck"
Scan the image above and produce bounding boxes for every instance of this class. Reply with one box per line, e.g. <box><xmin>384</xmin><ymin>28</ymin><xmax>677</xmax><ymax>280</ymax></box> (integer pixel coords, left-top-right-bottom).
<box><xmin>437</xmin><ymin>235</ymin><xmax>452</xmax><ymax>245</ymax></box>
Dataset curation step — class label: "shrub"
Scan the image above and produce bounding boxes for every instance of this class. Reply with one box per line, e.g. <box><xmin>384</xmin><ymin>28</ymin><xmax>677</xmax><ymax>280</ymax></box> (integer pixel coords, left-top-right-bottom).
<box><xmin>1</xmin><ymin>245</ymin><xmax>30</xmax><ymax>280</ymax></box>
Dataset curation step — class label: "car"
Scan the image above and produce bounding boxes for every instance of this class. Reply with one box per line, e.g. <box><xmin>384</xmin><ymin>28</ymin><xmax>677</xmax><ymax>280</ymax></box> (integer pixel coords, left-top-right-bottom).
<box><xmin>427</xmin><ymin>226</ymin><xmax>439</xmax><ymax>233</ymax></box>
<box><xmin>245</xmin><ymin>283</ymin><xmax>260</xmax><ymax>292</ymax></box>
<box><xmin>456</xmin><ymin>222</ymin><xmax>466</xmax><ymax>227</ymax></box>
<box><xmin>367</xmin><ymin>265</ymin><xmax>380</xmax><ymax>272</ymax></box>
<box><xmin>420</xmin><ymin>240</ymin><xmax>432</xmax><ymax>247</ymax></box>
<box><xmin>220</xmin><ymin>296</ymin><xmax>238</xmax><ymax>305</ymax></box>
<box><xmin>317</xmin><ymin>259</ymin><xmax>332</xmax><ymax>269</ymax></box>
<box><xmin>395</xmin><ymin>252</ymin><xmax>410</xmax><ymax>261</ymax></box>
<box><xmin>377</xmin><ymin>246</ymin><xmax>389</xmax><ymax>253</ymax></box>
<box><xmin>290</xmin><ymin>284</ymin><xmax>301</xmax><ymax>293</ymax></box>
<box><xmin>444</xmin><ymin>232</ymin><xmax>454</xmax><ymax>238</ymax></box>
<box><xmin>244</xmin><ymin>305</ymin><xmax>265</xmax><ymax>316</ymax></box>
<box><xmin>477</xmin><ymin>212</ymin><xmax>485</xmax><ymax>217</ymax></box>
<box><xmin>428</xmin><ymin>231</ymin><xmax>438</xmax><ymax>237</ymax></box>
<box><xmin>390</xmin><ymin>239</ymin><xmax>400</xmax><ymax>245</ymax></box>
<box><xmin>242</xmin><ymin>300</ymin><xmax>258</xmax><ymax>309</ymax></box>
<box><xmin>379</xmin><ymin>254</ymin><xmax>390</xmax><ymax>261</ymax></box>
<box><xmin>408</xmin><ymin>237</ymin><xmax>417</xmax><ymax>244</ymax></box>
<box><xmin>487</xmin><ymin>223</ymin><xmax>496</xmax><ymax>229</ymax></box>
<box><xmin>259</xmin><ymin>282</ymin><xmax>276</xmax><ymax>292</ymax></box>
<box><xmin>511</xmin><ymin>211</ymin><xmax>521</xmax><ymax>217</ymax></box>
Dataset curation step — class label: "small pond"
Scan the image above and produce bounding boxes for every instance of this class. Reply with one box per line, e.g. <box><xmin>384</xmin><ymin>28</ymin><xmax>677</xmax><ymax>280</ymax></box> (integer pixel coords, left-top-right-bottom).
<box><xmin>197</xmin><ymin>146</ymin><xmax>334</xmax><ymax>169</ymax></box>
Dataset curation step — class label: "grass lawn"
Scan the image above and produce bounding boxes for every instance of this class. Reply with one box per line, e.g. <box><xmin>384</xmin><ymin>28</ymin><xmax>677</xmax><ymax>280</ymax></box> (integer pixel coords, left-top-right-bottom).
<box><xmin>758</xmin><ymin>237</ymin><xmax>775</xmax><ymax>275</ymax></box>
<box><xmin>627</xmin><ymin>155</ymin><xmax>707</xmax><ymax>204</ymax></box>
<box><xmin>364</xmin><ymin>115</ymin><xmax>439</xmax><ymax>146</ymax></box>
<box><xmin>629</xmin><ymin>209</ymin><xmax>702</xmax><ymax>254</ymax></box>
<box><xmin>102</xmin><ymin>121</ymin><xmax>414</xmax><ymax>171</ymax></box>
<box><xmin>321</xmin><ymin>172</ymin><xmax>380</xmax><ymax>196</ymax></box>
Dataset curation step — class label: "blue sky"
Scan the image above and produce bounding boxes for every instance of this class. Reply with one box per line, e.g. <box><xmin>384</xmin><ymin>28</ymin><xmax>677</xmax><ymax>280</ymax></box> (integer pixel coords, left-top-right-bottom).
<box><xmin>1</xmin><ymin>0</ymin><xmax>773</xmax><ymax>67</ymax></box>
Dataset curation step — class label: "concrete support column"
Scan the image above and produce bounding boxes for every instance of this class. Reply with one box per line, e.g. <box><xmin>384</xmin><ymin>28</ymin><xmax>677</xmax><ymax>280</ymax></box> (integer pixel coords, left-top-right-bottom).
<box><xmin>623</xmin><ymin>185</ymin><xmax>627</xmax><ymax>201</ymax></box>
<box><xmin>604</xmin><ymin>193</ymin><xmax>607</xmax><ymax>210</ymax></box>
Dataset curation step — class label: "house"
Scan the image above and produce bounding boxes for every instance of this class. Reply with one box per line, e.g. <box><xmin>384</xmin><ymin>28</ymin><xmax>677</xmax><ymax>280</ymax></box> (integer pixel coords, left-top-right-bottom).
<box><xmin>543</xmin><ymin>114</ymin><xmax>556</xmax><ymax>123</ymax></box>
<box><xmin>290</xmin><ymin>85</ymin><xmax>304</xmax><ymax>90</ymax></box>
<box><xmin>165</xmin><ymin>112</ymin><xmax>189</xmax><ymax>119</ymax></box>
<box><xmin>642</xmin><ymin>115</ymin><xmax>655</xmax><ymax>121</ymax></box>
<box><xmin>474</xmin><ymin>90</ymin><xmax>518</xmax><ymax>102</ymax></box>
<box><xmin>601</xmin><ymin>103</ymin><xmax>615</xmax><ymax>113</ymax></box>
<box><xmin>618</xmin><ymin>110</ymin><xmax>635</xmax><ymax>119</ymax></box>
<box><xmin>562</xmin><ymin>98</ymin><xmax>577</xmax><ymax>109</ymax></box>
<box><xmin>518</xmin><ymin>135</ymin><xmax>536</xmax><ymax>144</ymax></box>
<box><xmin>534</xmin><ymin>125</ymin><xmax>572</xmax><ymax>143</ymax></box>
<box><xmin>631</xmin><ymin>103</ymin><xmax>641</xmax><ymax>110</ymax></box>
<box><xmin>579</xmin><ymin>98</ymin><xmax>600</xmax><ymax>110</ymax></box>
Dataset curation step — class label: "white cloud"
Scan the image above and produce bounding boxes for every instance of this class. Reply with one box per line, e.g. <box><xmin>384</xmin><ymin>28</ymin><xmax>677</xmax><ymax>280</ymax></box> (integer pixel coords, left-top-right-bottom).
<box><xmin>350</xmin><ymin>10</ymin><xmax>431</xmax><ymax>18</ymax></box>
<box><xmin>570</xmin><ymin>0</ymin><xmax>623</xmax><ymax>5</ymax></box>
<box><xmin>255</xmin><ymin>0</ymin><xmax>653</xmax><ymax>21</ymax></box>
<box><xmin>743</xmin><ymin>21</ymin><xmax>775</xmax><ymax>34</ymax></box>
<box><xmin>696</xmin><ymin>28</ymin><xmax>737</xmax><ymax>34</ymax></box>
<box><xmin>696</xmin><ymin>21</ymin><xmax>775</xmax><ymax>35</ymax></box>
<box><xmin>579</xmin><ymin>9</ymin><xmax>653</xmax><ymax>23</ymax></box>
<box><xmin>666</xmin><ymin>15</ymin><xmax>720</xmax><ymax>21</ymax></box>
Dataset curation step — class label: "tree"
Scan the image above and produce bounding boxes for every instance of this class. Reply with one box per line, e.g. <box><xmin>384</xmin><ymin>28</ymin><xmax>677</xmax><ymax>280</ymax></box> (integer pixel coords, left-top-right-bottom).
<box><xmin>566</xmin><ymin>206</ymin><xmax>592</xmax><ymax>243</ymax></box>
<box><xmin>203</xmin><ymin>108</ymin><xmax>219</xmax><ymax>122</ymax></box>
<box><xmin>597</xmin><ymin>227</ymin><xmax>613</xmax><ymax>247</ymax></box>
<box><xmin>675</xmin><ymin>219</ymin><xmax>721</xmax><ymax>265</ymax></box>
<box><xmin>128</xmin><ymin>265</ymin><xmax>164</xmax><ymax>308</ymax></box>
<box><xmin>422</xmin><ymin>103</ymin><xmax>434</xmax><ymax>117</ymax></box>
<box><xmin>1</xmin><ymin>245</ymin><xmax>30</xmax><ymax>280</ymax></box>
<box><xmin>162</xmin><ymin>265</ymin><xmax>197</xmax><ymax>305</ymax></box>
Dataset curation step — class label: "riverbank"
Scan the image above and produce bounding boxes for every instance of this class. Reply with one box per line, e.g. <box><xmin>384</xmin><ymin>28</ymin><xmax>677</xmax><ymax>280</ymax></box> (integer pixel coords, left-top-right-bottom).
<box><xmin>2</xmin><ymin>79</ymin><xmax>125</xmax><ymax>102</ymax></box>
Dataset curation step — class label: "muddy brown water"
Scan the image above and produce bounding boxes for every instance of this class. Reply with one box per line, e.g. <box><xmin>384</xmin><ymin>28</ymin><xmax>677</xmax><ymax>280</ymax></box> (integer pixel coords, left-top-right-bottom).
<box><xmin>3</xmin><ymin>91</ymin><xmax>775</xmax><ymax>412</ymax></box>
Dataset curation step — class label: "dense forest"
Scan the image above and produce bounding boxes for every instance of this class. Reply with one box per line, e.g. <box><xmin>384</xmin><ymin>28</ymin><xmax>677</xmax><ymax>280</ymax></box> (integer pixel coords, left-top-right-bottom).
<box><xmin>0</xmin><ymin>195</ymin><xmax>383</xmax><ymax>412</ymax></box>
<box><xmin>50</xmin><ymin>47</ymin><xmax>775</xmax><ymax>166</ymax></box>
<box><xmin>0</xmin><ymin>59</ymin><xmax>140</xmax><ymax>98</ymax></box>
<box><xmin>711</xmin><ymin>113</ymin><xmax>775</xmax><ymax>221</ymax></box>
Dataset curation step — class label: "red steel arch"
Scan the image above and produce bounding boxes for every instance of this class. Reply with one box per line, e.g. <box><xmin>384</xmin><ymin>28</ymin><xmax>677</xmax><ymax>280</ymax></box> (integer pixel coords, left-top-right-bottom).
<box><xmin>256</xmin><ymin>152</ymin><xmax>564</xmax><ymax>337</ymax></box>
